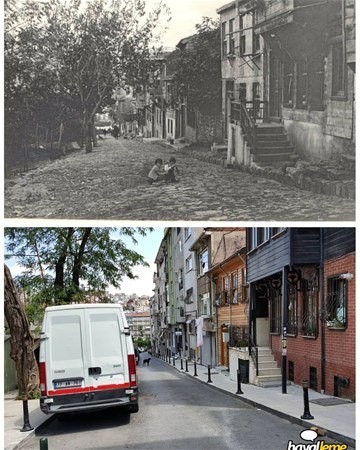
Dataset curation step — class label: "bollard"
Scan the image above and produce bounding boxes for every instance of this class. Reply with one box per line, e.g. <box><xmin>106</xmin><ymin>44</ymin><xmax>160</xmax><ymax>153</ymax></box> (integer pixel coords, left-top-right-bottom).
<box><xmin>180</xmin><ymin>358</ymin><xmax>184</xmax><ymax>370</ymax></box>
<box><xmin>194</xmin><ymin>360</ymin><xmax>198</xmax><ymax>377</ymax></box>
<box><xmin>173</xmin><ymin>356</ymin><xmax>175</xmax><ymax>366</ymax></box>
<box><xmin>235</xmin><ymin>370</ymin><xmax>243</xmax><ymax>395</ymax></box>
<box><xmin>20</xmin><ymin>400</ymin><xmax>34</xmax><ymax>432</ymax></box>
<box><xmin>207</xmin><ymin>365</ymin><xmax>213</xmax><ymax>383</ymax></box>
<box><xmin>185</xmin><ymin>359</ymin><xmax>189</xmax><ymax>372</ymax></box>
<box><xmin>40</xmin><ymin>438</ymin><xmax>48</xmax><ymax>450</ymax></box>
<box><xmin>301</xmin><ymin>380</ymin><xmax>314</xmax><ymax>420</ymax></box>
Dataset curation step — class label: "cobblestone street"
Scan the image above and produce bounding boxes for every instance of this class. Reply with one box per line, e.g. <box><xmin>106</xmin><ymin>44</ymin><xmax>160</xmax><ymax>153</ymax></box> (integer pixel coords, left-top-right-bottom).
<box><xmin>4</xmin><ymin>137</ymin><xmax>355</xmax><ymax>221</ymax></box>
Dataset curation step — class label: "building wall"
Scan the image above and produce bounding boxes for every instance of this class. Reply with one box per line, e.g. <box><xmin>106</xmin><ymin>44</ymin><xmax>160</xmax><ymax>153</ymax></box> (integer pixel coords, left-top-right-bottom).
<box><xmin>270</xmin><ymin>252</ymin><xmax>355</xmax><ymax>400</ymax></box>
<box><xmin>323</xmin><ymin>252</ymin><xmax>355</xmax><ymax>400</ymax></box>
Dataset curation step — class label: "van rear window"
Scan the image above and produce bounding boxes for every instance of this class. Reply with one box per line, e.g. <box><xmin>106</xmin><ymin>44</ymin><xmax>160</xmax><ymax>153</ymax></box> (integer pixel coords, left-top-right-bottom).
<box><xmin>89</xmin><ymin>313</ymin><xmax>122</xmax><ymax>358</ymax></box>
<box><xmin>51</xmin><ymin>315</ymin><xmax>82</xmax><ymax>361</ymax></box>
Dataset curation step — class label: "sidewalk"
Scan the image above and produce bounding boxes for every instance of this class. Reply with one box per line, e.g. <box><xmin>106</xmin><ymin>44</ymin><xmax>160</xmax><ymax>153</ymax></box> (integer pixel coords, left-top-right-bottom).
<box><xmin>159</xmin><ymin>355</ymin><xmax>356</xmax><ymax>448</ymax></box>
<box><xmin>4</xmin><ymin>391</ymin><xmax>50</xmax><ymax>450</ymax></box>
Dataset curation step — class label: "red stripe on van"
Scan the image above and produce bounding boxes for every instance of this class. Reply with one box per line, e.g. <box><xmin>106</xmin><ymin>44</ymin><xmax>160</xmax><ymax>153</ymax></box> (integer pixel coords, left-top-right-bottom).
<box><xmin>48</xmin><ymin>382</ymin><xmax>131</xmax><ymax>396</ymax></box>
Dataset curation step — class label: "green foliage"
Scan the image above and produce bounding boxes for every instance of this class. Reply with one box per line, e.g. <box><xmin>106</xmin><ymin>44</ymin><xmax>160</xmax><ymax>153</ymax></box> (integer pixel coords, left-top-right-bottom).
<box><xmin>5</xmin><ymin>227</ymin><xmax>153</xmax><ymax>324</ymax></box>
<box><xmin>167</xmin><ymin>17</ymin><xmax>221</xmax><ymax>114</ymax></box>
<box><xmin>135</xmin><ymin>337</ymin><xmax>151</xmax><ymax>349</ymax></box>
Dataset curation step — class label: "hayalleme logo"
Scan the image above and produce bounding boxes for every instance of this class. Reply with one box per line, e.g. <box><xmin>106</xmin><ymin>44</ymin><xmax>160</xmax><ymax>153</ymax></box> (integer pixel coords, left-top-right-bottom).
<box><xmin>287</xmin><ymin>429</ymin><xmax>348</xmax><ymax>450</ymax></box>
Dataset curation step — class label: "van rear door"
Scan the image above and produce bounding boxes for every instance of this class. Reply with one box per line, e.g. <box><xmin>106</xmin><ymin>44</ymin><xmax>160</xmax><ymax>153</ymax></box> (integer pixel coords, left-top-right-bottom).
<box><xmin>46</xmin><ymin>309</ymin><xmax>88</xmax><ymax>396</ymax></box>
<box><xmin>85</xmin><ymin>308</ymin><xmax>128</xmax><ymax>390</ymax></box>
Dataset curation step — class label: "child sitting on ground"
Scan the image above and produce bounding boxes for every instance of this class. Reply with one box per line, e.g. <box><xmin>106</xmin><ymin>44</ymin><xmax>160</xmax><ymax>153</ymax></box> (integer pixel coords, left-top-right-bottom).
<box><xmin>164</xmin><ymin>157</ymin><xmax>179</xmax><ymax>183</ymax></box>
<box><xmin>148</xmin><ymin>158</ymin><xmax>166</xmax><ymax>184</ymax></box>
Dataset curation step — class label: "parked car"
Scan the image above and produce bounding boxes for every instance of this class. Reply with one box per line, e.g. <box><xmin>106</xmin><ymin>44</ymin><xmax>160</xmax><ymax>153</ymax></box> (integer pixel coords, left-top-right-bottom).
<box><xmin>39</xmin><ymin>304</ymin><xmax>139</xmax><ymax>415</ymax></box>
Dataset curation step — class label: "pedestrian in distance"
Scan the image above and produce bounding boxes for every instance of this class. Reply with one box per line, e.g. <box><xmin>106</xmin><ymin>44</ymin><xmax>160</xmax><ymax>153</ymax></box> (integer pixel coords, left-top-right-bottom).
<box><xmin>148</xmin><ymin>158</ymin><xmax>166</xmax><ymax>184</ymax></box>
<box><xmin>164</xmin><ymin>157</ymin><xmax>179</xmax><ymax>183</ymax></box>
<box><xmin>112</xmin><ymin>124</ymin><xmax>119</xmax><ymax>139</ymax></box>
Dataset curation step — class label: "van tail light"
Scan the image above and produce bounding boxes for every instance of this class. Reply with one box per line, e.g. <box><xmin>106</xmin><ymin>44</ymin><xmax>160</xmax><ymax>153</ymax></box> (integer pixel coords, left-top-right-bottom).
<box><xmin>39</xmin><ymin>362</ymin><xmax>47</xmax><ymax>396</ymax></box>
<box><xmin>127</xmin><ymin>354</ymin><xmax>137</xmax><ymax>387</ymax></box>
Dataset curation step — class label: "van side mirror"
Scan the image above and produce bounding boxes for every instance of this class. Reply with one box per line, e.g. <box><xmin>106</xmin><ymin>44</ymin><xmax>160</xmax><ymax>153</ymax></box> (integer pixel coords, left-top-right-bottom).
<box><xmin>124</xmin><ymin>327</ymin><xmax>131</xmax><ymax>335</ymax></box>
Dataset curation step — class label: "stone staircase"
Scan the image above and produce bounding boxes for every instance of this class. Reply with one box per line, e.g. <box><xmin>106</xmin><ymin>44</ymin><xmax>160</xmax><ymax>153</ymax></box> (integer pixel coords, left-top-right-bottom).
<box><xmin>254</xmin><ymin>347</ymin><xmax>282</xmax><ymax>388</ymax></box>
<box><xmin>251</xmin><ymin>124</ymin><xmax>297</xmax><ymax>164</ymax></box>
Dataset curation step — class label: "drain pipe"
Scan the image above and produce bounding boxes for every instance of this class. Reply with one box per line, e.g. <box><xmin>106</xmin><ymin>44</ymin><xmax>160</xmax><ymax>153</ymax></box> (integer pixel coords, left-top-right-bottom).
<box><xmin>320</xmin><ymin>228</ymin><xmax>325</xmax><ymax>393</ymax></box>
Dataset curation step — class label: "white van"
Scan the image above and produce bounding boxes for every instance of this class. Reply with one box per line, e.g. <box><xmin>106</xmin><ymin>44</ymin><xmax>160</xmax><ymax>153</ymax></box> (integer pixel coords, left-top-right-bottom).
<box><xmin>39</xmin><ymin>304</ymin><xmax>139</xmax><ymax>415</ymax></box>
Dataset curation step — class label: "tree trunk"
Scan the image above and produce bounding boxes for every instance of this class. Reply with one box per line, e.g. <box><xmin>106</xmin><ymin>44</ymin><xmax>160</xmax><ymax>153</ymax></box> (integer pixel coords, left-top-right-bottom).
<box><xmin>54</xmin><ymin>228</ymin><xmax>74</xmax><ymax>291</ymax></box>
<box><xmin>72</xmin><ymin>228</ymin><xmax>92</xmax><ymax>289</ymax></box>
<box><xmin>4</xmin><ymin>265</ymin><xmax>39</xmax><ymax>400</ymax></box>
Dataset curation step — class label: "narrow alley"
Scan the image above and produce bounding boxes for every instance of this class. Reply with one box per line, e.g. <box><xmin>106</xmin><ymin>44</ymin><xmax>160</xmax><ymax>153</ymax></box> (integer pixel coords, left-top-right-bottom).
<box><xmin>4</xmin><ymin>137</ymin><xmax>355</xmax><ymax>221</ymax></box>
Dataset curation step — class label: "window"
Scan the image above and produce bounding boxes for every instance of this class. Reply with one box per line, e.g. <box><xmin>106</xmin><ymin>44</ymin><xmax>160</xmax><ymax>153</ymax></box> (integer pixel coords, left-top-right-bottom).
<box><xmin>239</xmin><ymin>14</ymin><xmax>244</xmax><ymax>30</ymax></box>
<box><xmin>200</xmin><ymin>293</ymin><xmax>211</xmax><ymax>316</ymax></box>
<box><xmin>287</xmin><ymin>284</ymin><xmax>297</xmax><ymax>335</ymax></box>
<box><xmin>239</xmin><ymin>83</ymin><xmax>247</xmax><ymax>101</ymax></box>
<box><xmin>185</xmin><ymin>287</ymin><xmax>194</xmax><ymax>304</ymax></box>
<box><xmin>283</xmin><ymin>57</ymin><xmax>295</xmax><ymax>107</ymax></box>
<box><xmin>326</xmin><ymin>276</ymin><xmax>347</xmax><ymax>328</ymax></box>
<box><xmin>187</xmin><ymin>106</ymin><xmax>196</xmax><ymax>128</ymax></box>
<box><xmin>257</xmin><ymin>228</ymin><xmax>270</xmax><ymax>245</ymax></box>
<box><xmin>270</xmin><ymin>289</ymin><xmax>281</xmax><ymax>334</ymax></box>
<box><xmin>253</xmin><ymin>31</ymin><xmax>260</xmax><ymax>53</ymax></box>
<box><xmin>295</xmin><ymin>58</ymin><xmax>325</xmax><ymax>110</ymax></box>
<box><xmin>248</xmin><ymin>228</ymin><xmax>257</xmax><ymax>251</ymax></box>
<box><xmin>332</xmin><ymin>40</ymin><xmax>346</xmax><ymax>97</ymax></box>
<box><xmin>185</xmin><ymin>255</ymin><xmax>193</xmax><ymax>272</ymax></box>
<box><xmin>231</xmin><ymin>272</ymin><xmax>238</xmax><ymax>304</ymax></box>
<box><xmin>229</xmin><ymin>19</ymin><xmax>235</xmax><ymax>55</ymax></box>
<box><xmin>310</xmin><ymin>56</ymin><xmax>325</xmax><ymax>110</ymax></box>
<box><xmin>240</xmin><ymin>35</ymin><xmax>246</xmax><ymax>55</ymax></box>
<box><xmin>223</xmin><ymin>275</ymin><xmax>230</xmax><ymax>305</ymax></box>
<box><xmin>221</xmin><ymin>22</ymin><xmax>227</xmax><ymax>58</ymax></box>
<box><xmin>178</xmin><ymin>268</ymin><xmax>183</xmax><ymax>291</ymax></box>
<box><xmin>184</xmin><ymin>227</ymin><xmax>191</xmax><ymax>240</ymax></box>
<box><xmin>199</xmin><ymin>249</ymin><xmax>209</xmax><ymax>275</ymax></box>
<box><xmin>301</xmin><ymin>278</ymin><xmax>318</xmax><ymax>337</ymax></box>
<box><xmin>296</xmin><ymin>59</ymin><xmax>308</xmax><ymax>109</ymax></box>
<box><xmin>178</xmin><ymin>239</ymin><xmax>182</xmax><ymax>254</ymax></box>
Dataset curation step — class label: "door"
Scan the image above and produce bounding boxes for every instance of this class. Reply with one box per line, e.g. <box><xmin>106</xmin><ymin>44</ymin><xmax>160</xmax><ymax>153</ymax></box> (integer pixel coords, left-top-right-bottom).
<box><xmin>46</xmin><ymin>309</ymin><xmax>88</xmax><ymax>395</ymax></box>
<box><xmin>86</xmin><ymin>308</ymin><xmax>127</xmax><ymax>388</ymax></box>
<box><xmin>269</xmin><ymin>51</ymin><xmax>282</xmax><ymax>120</ymax></box>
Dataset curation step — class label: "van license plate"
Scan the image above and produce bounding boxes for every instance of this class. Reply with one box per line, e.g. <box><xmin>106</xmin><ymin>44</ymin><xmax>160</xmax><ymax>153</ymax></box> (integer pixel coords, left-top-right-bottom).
<box><xmin>54</xmin><ymin>380</ymin><xmax>82</xmax><ymax>389</ymax></box>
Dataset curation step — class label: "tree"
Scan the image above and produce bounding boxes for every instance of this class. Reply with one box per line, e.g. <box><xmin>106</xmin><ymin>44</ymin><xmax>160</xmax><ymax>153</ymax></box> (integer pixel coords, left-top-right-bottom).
<box><xmin>4</xmin><ymin>264</ymin><xmax>39</xmax><ymax>401</ymax></box>
<box><xmin>5</xmin><ymin>227</ymin><xmax>152</xmax><ymax>324</ymax></box>
<box><xmin>167</xmin><ymin>17</ymin><xmax>221</xmax><ymax>114</ymax></box>
<box><xmin>5</xmin><ymin>0</ymin><xmax>170</xmax><ymax>156</ymax></box>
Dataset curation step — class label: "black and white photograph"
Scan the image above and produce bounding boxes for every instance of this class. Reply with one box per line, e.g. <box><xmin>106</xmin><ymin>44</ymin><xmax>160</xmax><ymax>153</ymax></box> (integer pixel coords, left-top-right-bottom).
<box><xmin>4</xmin><ymin>0</ymin><xmax>355</xmax><ymax>220</ymax></box>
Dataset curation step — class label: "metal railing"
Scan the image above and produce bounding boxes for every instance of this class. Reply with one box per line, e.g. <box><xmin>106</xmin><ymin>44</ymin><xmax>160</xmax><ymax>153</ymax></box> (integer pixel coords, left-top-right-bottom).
<box><xmin>248</xmin><ymin>334</ymin><xmax>259</xmax><ymax>376</ymax></box>
<box><xmin>231</xmin><ymin>101</ymin><xmax>257</xmax><ymax>150</ymax></box>
<box><xmin>230</xmin><ymin>100</ymin><xmax>268</xmax><ymax>151</ymax></box>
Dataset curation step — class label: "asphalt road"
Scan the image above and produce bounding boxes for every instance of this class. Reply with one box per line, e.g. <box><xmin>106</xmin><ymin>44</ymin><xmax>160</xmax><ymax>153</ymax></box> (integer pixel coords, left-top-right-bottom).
<box><xmin>4</xmin><ymin>137</ymin><xmax>355</xmax><ymax>220</ymax></box>
<box><xmin>17</xmin><ymin>355</ymin><xmax>342</xmax><ymax>450</ymax></box>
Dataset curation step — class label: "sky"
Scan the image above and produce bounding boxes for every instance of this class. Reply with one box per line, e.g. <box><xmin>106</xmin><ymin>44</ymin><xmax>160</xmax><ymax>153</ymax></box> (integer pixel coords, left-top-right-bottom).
<box><xmin>111</xmin><ymin>227</ymin><xmax>165</xmax><ymax>296</ymax></box>
<box><xmin>159</xmin><ymin>0</ymin><xmax>226</xmax><ymax>48</ymax></box>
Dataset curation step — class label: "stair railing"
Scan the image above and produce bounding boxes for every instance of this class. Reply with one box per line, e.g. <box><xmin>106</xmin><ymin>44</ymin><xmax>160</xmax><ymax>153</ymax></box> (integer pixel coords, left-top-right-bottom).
<box><xmin>231</xmin><ymin>100</ymin><xmax>257</xmax><ymax>151</ymax></box>
<box><xmin>248</xmin><ymin>334</ymin><xmax>259</xmax><ymax>376</ymax></box>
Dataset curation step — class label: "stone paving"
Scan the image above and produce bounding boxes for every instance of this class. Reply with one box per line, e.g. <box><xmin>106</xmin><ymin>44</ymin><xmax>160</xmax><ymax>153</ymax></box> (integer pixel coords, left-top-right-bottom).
<box><xmin>4</xmin><ymin>136</ymin><xmax>355</xmax><ymax>221</ymax></box>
